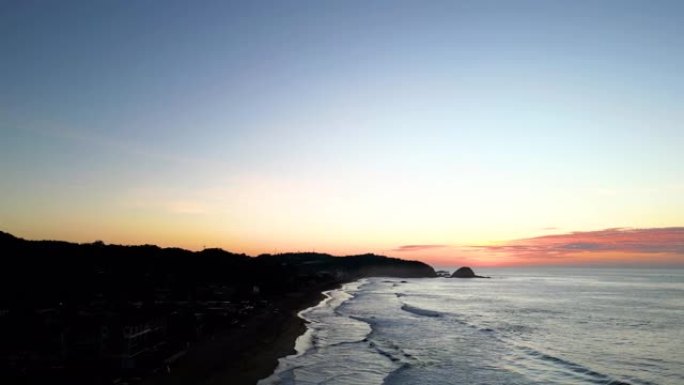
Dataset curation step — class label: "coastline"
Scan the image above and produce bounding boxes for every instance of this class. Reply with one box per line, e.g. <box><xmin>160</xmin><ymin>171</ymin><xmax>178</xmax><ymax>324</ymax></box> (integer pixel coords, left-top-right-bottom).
<box><xmin>0</xmin><ymin>231</ymin><xmax>436</xmax><ymax>384</ymax></box>
<box><xmin>144</xmin><ymin>283</ymin><xmax>340</xmax><ymax>385</ymax></box>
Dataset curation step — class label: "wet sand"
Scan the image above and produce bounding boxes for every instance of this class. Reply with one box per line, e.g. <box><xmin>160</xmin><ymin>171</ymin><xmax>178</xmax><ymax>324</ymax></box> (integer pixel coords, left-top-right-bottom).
<box><xmin>145</xmin><ymin>286</ymin><xmax>335</xmax><ymax>385</ymax></box>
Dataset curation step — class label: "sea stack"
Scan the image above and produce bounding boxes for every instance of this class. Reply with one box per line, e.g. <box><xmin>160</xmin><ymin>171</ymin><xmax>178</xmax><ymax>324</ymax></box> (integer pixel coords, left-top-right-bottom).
<box><xmin>450</xmin><ymin>267</ymin><xmax>489</xmax><ymax>278</ymax></box>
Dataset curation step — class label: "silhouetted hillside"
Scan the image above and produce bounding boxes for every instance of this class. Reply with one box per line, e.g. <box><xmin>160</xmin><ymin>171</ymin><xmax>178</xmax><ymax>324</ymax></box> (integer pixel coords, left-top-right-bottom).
<box><xmin>0</xmin><ymin>231</ymin><xmax>434</xmax><ymax>306</ymax></box>
<box><xmin>0</xmin><ymin>232</ymin><xmax>254</xmax><ymax>308</ymax></box>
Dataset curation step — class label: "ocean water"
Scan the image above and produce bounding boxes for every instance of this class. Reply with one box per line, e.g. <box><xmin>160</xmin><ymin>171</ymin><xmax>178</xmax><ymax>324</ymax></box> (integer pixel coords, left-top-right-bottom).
<box><xmin>259</xmin><ymin>268</ymin><xmax>684</xmax><ymax>385</ymax></box>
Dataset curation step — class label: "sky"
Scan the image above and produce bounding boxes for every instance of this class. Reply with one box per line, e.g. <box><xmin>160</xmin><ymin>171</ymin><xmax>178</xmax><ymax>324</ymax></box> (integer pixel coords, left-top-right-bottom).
<box><xmin>1</xmin><ymin>0</ymin><xmax>683</xmax><ymax>267</ymax></box>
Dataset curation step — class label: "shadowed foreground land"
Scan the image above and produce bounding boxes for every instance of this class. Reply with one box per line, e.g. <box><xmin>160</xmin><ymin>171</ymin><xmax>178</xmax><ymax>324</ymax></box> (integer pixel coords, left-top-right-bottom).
<box><xmin>0</xmin><ymin>231</ymin><xmax>435</xmax><ymax>384</ymax></box>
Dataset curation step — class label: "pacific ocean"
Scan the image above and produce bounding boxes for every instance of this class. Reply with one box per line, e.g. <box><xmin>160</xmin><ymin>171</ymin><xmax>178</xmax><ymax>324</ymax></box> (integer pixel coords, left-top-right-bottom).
<box><xmin>260</xmin><ymin>268</ymin><xmax>684</xmax><ymax>385</ymax></box>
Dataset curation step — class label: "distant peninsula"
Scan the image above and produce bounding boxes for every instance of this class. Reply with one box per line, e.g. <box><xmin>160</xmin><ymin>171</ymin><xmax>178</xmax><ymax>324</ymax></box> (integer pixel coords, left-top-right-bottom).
<box><xmin>0</xmin><ymin>231</ymin><xmax>435</xmax><ymax>385</ymax></box>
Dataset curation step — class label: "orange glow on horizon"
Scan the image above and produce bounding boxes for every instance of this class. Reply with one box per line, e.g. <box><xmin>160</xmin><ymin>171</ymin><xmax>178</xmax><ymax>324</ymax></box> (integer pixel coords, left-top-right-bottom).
<box><xmin>386</xmin><ymin>227</ymin><xmax>684</xmax><ymax>268</ymax></box>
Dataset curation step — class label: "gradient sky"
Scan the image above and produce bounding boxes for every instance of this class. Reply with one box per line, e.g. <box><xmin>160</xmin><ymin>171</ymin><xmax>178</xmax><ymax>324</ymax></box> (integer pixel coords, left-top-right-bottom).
<box><xmin>1</xmin><ymin>1</ymin><xmax>683</xmax><ymax>266</ymax></box>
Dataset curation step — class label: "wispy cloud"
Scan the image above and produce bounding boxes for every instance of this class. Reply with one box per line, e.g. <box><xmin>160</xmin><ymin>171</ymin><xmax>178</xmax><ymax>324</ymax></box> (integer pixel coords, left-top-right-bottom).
<box><xmin>474</xmin><ymin>227</ymin><xmax>684</xmax><ymax>258</ymax></box>
<box><xmin>394</xmin><ymin>244</ymin><xmax>449</xmax><ymax>252</ymax></box>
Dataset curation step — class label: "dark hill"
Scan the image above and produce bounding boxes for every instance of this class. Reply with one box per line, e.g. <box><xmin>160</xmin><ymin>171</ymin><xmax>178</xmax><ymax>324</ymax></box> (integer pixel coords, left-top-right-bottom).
<box><xmin>256</xmin><ymin>252</ymin><xmax>436</xmax><ymax>280</ymax></box>
<box><xmin>0</xmin><ymin>231</ymin><xmax>435</xmax><ymax>307</ymax></box>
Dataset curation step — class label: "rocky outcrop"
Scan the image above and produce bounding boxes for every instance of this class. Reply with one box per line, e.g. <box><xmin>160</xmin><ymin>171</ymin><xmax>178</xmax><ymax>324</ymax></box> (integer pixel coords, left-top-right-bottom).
<box><xmin>450</xmin><ymin>266</ymin><xmax>489</xmax><ymax>278</ymax></box>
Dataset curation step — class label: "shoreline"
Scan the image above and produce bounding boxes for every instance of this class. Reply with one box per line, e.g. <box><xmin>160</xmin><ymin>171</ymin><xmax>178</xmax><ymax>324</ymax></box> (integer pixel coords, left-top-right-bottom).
<box><xmin>206</xmin><ymin>287</ymin><xmax>332</xmax><ymax>385</ymax></box>
<box><xmin>144</xmin><ymin>283</ymin><xmax>341</xmax><ymax>385</ymax></box>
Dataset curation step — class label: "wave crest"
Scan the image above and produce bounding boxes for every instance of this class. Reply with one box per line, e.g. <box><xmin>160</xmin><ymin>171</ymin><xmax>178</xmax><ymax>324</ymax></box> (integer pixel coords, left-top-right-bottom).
<box><xmin>400</xmin><ymin>303</ymin><xmax>442</xmax><ymax>317</ymax></box>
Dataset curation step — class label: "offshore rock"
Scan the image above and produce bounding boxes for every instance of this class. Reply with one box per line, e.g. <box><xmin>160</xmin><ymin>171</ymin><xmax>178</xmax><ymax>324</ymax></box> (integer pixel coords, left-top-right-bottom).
<box><xmin>450</xmin><ymin>267</ymin><xmax>489</xmax><ymax>278</ymax></box>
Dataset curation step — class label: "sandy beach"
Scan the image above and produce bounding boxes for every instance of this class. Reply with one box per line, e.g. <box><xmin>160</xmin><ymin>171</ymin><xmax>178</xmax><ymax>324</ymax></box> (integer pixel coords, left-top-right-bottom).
<box><xmin>144</xmin><ymin>286</ymin><xmax>335</xmax><ymax>385</ymax></box>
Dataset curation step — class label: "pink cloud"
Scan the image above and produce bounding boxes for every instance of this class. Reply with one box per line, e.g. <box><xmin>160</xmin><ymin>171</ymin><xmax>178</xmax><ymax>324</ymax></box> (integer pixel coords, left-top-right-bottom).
<box><xmin>474</xmin><ymin>227</ymin><xmax>684</xmax><ymax>260</ymax></box>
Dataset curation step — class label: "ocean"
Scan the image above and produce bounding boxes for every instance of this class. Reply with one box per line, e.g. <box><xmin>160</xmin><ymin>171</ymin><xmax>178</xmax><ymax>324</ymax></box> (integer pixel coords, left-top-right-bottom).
<box><xmin>258</xmin><ymin>268</ymin><xmax>684</xmax><ymax>385</ymax></box>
